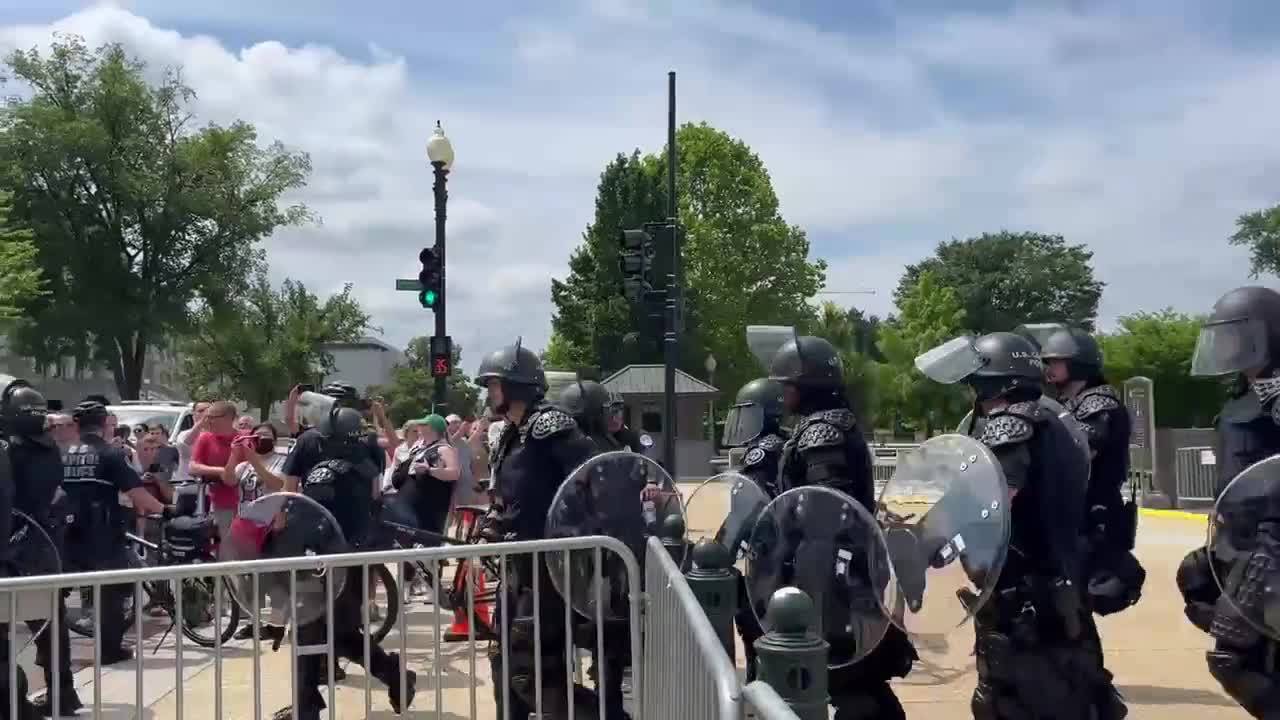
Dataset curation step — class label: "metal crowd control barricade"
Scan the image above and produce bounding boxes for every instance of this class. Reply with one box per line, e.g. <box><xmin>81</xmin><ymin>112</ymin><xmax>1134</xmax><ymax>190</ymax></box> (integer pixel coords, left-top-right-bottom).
<box><xmin>0</xmin><ymin>534</ymin><xmax>641</xmax><ymax>720</ymax></box>
<box><xmin>641</xmin><ymin>535</ymin><xmax>743</xmax><ymax>719</ymax></box>
<box><xmin>1175</xmin><ymin>446</ymin><xmax>1219</xmax><ymax>501</ymax></box>
<box><xmin>743</xmin><ymin>681</ymin><xmax>802</xmax><ymax>719</ymax></box>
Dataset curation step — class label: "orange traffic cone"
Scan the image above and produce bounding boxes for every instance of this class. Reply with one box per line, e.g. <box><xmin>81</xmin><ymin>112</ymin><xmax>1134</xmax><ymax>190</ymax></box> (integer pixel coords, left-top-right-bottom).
<box><xmin>444</xmin><ymin>560</ymin><xmax>493</xmax><ymax>641</ymax></box>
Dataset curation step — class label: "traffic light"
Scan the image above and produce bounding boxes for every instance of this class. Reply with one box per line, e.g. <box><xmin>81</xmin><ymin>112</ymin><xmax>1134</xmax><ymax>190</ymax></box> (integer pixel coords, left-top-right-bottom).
<box><xmin>429</xmin><ymin>335</ymin><xmax>453</xmax><ymax>378</ymax></box>
<box><xmin>618</xmin><ymin>228</ymin><xmax>654</xmax><ymax>302</ymax></box>
<box><xmin>418</xmin><ymin>246</ymin><xmax>442</xmax><ymax>309</ymax></box>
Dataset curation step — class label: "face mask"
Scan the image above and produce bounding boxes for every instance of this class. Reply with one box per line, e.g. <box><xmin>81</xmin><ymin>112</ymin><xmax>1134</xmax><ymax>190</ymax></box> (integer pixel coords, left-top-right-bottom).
<box><xmin>255</xmin><ymin>437</ymin><xmax>275</xmax><ymax>455</ymax></box>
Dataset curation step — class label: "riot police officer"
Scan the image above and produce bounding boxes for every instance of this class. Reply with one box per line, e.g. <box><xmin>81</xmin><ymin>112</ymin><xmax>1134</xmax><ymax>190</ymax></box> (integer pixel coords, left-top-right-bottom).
<box><xmin>61</xmin><ymin>401</ymin><xmax>166</xmax><ymax>665</ymax></box>
<box><xmin>0</xmin><ymin>384</ymin><xmax>33</xmax><ymax>719</ymax></box>
<box><xmin>917</xmin><ymin>332</ymin><xmax>1115</xmax><ymax>718</ymax></box>
<box><xmin>1040</xmin><ymin>326</ymin><xmax>1138</xmax><ymax>714</ymax></box>
<box><xmin>474</xmin><ymin>339</ymin><xmax>600</xmax><ymax>719</ymax></box>
<box><xmin>1178</xmin><ymin>286</ymin><xmax>1280</xmax><ymax>716</ymax></box>
<box><xmin>1</xmin><ymin>380</ymin><xmax>81</xmax><ymax>714</ymax></box>
<box><xmin>265</xmin><ymin>382</ymin><xmax>415</xmax><ymax>719</ymax></box>
<box><xmin>722</xmin><ymin>377</ymin><xmax>788</xmax><ymax>681</ymax></box>
<box><xmin>768</xmin><ymin>336</ymin><xmax>916</xmax><ymax>720</ymax></box>
<box><xmin>605</xmin><ymin>390</ymin><xmax>649</xmax><ymax>455</ymax></box>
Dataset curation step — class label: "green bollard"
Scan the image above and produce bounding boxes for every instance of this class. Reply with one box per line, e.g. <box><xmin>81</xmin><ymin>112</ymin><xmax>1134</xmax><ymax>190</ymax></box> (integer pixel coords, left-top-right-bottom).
<box><xmin>686</xmin><ymin>540</ymin><xmax>737</xmax><ymax>661</ymax></box>
<box><xmin>660</xmin><ymin>514</ymin><xmax>688</xmax><ymax>563</ymax></box>
<box><xmin>753</xmin><ymin>587</ymin><xmax>829</xmax><ymax>720</ymax></box>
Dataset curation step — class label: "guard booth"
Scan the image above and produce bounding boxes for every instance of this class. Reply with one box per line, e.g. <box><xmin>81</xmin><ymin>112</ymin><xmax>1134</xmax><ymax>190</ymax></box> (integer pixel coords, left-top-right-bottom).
<box><xmin>602</xmin><ymin>364</ymin><xmax>719</xmax><ymax>480</ymax></box>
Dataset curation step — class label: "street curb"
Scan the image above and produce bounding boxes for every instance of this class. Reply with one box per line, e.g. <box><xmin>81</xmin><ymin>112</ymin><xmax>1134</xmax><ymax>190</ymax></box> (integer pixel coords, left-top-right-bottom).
<box><xmin>1141</xmin><ymin>507</ymin><xmax>1208</xmax><ymax>522</ymax></box>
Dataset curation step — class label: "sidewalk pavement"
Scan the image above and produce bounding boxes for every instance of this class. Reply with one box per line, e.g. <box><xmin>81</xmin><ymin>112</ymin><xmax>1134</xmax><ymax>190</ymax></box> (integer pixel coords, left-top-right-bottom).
<box><xmin>27</xmin><ymin>503</ymin><xmax>1241</xmax><ymax>718</ymax></box>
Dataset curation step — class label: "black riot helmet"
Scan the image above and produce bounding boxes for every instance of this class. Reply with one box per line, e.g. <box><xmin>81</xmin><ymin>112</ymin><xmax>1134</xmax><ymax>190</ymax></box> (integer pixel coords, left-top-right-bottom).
<box><xmin>475</xmin><ymin>337</ymin><xmax>546</xmax><ymax>414</ymax></box>
<box><xmin>723</xmin><ymin>378</ymin><xmax>785</xmax><ymax>447</ymax></box>
<box><xmin>72</xmin><ymin>400</ymin><xmax>109</xmax><ymax>431</ymax></box>
<box><xmin>769</xmin><ymin>336</ymin><xmax>844</xmax><ymax>388</ymax></box>
<box><xmin>559</xmin><ymin>380</ymin><xmax>611</xmax><ymax>434</ymax></box>
<box><xmin>1039</xmin><ymin>326</ymin><xmax>1104</xmax><ymax>386</ymax></box>
<box><xmin>320</xmin><ymin>382</ymin><xmax>361</xmax><ymax>406</ymax></box>
<box><xmin>916</xmin><ymin>332</ymin><xmax>1043</xmax><ymax>403</ymax></box>
<box><xmin>1190</xmin><ymin>286</ymin><xmax>1280</xmax><ymax>377</ymax></box>
<box><xmin>1</xmin><ymin>379</ymin><xmax>48</xmax><ymax>437</ymax></box>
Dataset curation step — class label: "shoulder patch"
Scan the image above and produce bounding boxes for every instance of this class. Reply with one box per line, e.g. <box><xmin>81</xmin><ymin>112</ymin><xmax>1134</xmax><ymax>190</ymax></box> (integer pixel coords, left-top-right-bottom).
<box><xmin>1004</xmin><ymin>400</ymin><xmax>1043</xmax><ymax>422</ymax></box>
<box><xmin>529</xmin><ymin>409</ymin><xmax>577</xmax><ymax>441</ymax></box>
<box><xmin>797</xmin><ymin>422</ymin><xmax>843</xmax><ymax>452</ymax></box>
<box><xmin>979</xmin><ymin>414</ymin><xmax>1034</xmax><ymax>449</ymax></box>
<box><xmin>1075</xmin><ymin>392</ymin><xmax>1121</xmax><ymax>419</ymax></box>
<box><xmin>757</xmin><ymin>434</ymin><xmax>784</xmax><ymax>452</ymax></box>
<box><xmin>810</xmin><ymin>409</ymin><xmax>855</xmax><ymax>431</ymax></box>
<box><xmin>743</xmin><ymin>447</ymin><xmax>767</xmax><ymax>467</ymax></box>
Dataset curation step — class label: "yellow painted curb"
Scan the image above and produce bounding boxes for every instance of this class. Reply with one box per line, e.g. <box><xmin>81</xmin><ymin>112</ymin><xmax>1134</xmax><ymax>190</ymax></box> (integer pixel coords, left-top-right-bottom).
<box><xmin>1140</xmin><ymin>507</ymin><xmax>1208</xmax><ymax>522</ymax></box>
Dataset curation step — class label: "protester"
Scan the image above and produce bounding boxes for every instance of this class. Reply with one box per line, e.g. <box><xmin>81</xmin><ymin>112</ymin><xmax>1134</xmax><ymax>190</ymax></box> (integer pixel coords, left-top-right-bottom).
<box><xmin>175</xmin><ymin>401</ymin><xmax>211</xmax><ymax>481</ymax></box>
<box><xmin>188</xmin><ymin>401</ymin><xmax>240</xmax><ymax>538</ymax></box>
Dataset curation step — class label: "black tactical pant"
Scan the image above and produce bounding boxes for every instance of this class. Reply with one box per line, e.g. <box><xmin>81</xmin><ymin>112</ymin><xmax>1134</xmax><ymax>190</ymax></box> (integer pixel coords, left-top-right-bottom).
<box><xmin>68</xmin><ymin>544</ymin><xmax>133</xmax><ymax>656</ymax></box>
<box><xmin>574</xmin><ymin>618</ymin><xmax>631</xmax><ymax>720</ymax></box>
<box><xmin>30</xmin><ymin>594</ymin><xmax>73</xmax><ymax>699</ymax></box>
<box><xmin>294</xmin><ymin>569</ymin><xmax>405</xmax><ymax>715</ymax></box>
<box><xmin>828</xmin><ymin>624</ymin><xmax>913</xmax><ymax>720</ymax></box>
<box><xmin>0</xmin><ymin>629</ymin><xmax>35</xmax><ymax>720</ymax></box>
<box><xmin>970</xmin><ymin>589</ymin><xmax>1111</xmax><ymax>719</ymax></box>
<box><xmin>489</xmin><ymin>564</ymin><xmax>600</xmax><ymax>720</ymax></box>
<box><xmin>734</xmin><ymin>572</ymin><xmax>763</xmax><ymax>682</ymax></box>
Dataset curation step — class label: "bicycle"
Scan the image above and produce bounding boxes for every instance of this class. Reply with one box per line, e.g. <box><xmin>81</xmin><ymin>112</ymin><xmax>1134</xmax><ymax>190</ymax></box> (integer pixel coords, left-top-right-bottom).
<box><xmin>383</xmin><ymin>511</ymin><xmax>499</xmax><ymax>642</ymax></box>
<box><xmin>67</xmin><ymin>514</ymin><xmax>241</xmax><ymax>649</ymax></box>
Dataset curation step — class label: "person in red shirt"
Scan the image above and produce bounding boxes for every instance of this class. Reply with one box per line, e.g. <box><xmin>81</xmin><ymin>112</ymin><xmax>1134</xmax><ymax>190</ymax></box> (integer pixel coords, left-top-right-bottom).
<box><xmin>188</xmin><ymin>400</ymin><xmax>241</xmax><ymax>538</ymax></box>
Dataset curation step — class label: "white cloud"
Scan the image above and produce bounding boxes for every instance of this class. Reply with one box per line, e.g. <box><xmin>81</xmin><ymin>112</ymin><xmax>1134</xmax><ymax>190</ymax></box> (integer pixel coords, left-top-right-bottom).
<box><xmin>0</xmin><ymin>0</ymin><xmax>1272</xmax><ymax>376</ymax></box>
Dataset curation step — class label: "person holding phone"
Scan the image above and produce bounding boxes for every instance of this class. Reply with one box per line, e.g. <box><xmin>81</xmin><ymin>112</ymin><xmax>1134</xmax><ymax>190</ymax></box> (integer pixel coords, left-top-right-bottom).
<box><xmin>136</xmin><ymin>434</ymin><xmax>175</xmax><ymax>504</ymax></box>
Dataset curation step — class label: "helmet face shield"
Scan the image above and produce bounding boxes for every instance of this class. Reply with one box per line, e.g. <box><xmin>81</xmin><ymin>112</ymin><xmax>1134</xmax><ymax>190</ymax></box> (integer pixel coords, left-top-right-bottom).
<box><xmin>722</xmin><ymin>403</ymin><xmax>765</xmax><ymax>447</ymax></box>
<box><xmin>1191</xmin><ymin>317</ymin><xmax>1268</xmax><ymax>377</ymax></box>
<box><xmin>915</xmin><ymin>336</ymin><xmax>984</xmax><ymax>385</ymax></box>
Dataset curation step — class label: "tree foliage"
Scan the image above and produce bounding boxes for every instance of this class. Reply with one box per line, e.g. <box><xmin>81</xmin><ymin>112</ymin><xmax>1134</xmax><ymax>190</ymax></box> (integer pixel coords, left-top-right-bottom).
<box><xmin>178</xmin><ymin>272</ymin><xmax>369</xmax><ymax>420</ymax></box>
<box><xmin>550</xmin><ymin>123</ymin><xmax>826</xmax><ymax>399</ymax></box>
<box><xmin>1230</xmin><ymin>203</ymin><xmax>1280</xmax><ymax>277</ymax></box>
<box><xmin>896</xmin><ymin>231</ymin><xmax>1103</xmax><ymax>335</ymax></box>
<box><xmin>877</xmin><ymin>271</ymin><xmax>971</xmax><ymax>434</ymax></box>
<box><xmin>0</xmin><ymin>191</ymin><xmax>45</xmax><ymax>320</ymax></box>
<box><xmin>0</xmin><ymin>36</ymin><xmax>312</xmax><ymax>398</ymax></box>
<box><xmin>1097</xmin><ymin>309</ymin><xmax>1227</xmax><ymax>427</ymax></box>
<box><xmin>372</xmin><ymin>339</ymin><xmax>480</xmax><ymax>425</ymax></box>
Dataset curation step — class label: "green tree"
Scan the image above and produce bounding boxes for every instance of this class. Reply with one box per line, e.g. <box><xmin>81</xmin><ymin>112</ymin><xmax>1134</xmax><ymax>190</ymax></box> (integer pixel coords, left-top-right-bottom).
<box><xmin>803</xmin><ymin>301</ymin><xmax>880</xmax><ymax>425</ymax></box>
<box><xmin>896</xmin><ymin>231</ymin><xmax>1103</xmax><ymax>335</ymax></box>
<box><xmin>877</xmin><ymin>271</ymin><xmax>971</xmax><ymax>434</ymax></box>
<box><xmin>1097</xmin><ymin>310</ymin><xmax>1227</xmax><ymax>427</ymax></box>
<box><xmin>178</xmin><ymin>272</ymin><xmax>369</xmax><ymax>420</ymax></box>
<box><xmin>541</xmin><ymin>330</ymin><xmax>597</xmax><ymax>372</ymax></box>
<box><xmin>550</xmin><ymin>123</ymin><xmax>826</xmax><ymax>400</ymax></box>
<box><xmin>0</xmin><ymin>37</ymin><xmax>312</xmax><ymax>398</ymax></box>
<box><xmin>0</xmin><ymin>191</ymin><xmax>45</xmax><ymax>320</ymax></box>
<box><xmin>1230</xmin><ymin>203</ymin><xmax>1280</xmax><ymax>277</ymax></box>
<box><xmin>372</xmin><ymin>338</ymin><xmax>480</xmax><ymax>425</ymax></box>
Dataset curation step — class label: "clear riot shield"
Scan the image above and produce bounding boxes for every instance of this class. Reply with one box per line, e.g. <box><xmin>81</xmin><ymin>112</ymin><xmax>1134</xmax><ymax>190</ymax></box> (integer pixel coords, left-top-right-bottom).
<box><xmin>220</xmin><ymin>492</ymin><xmax>347</xmax><ymax>627</ymax></box>
<box><xmin>746</xmin><ymin>486</ymin><xmax>896</xmax><ymax>668</ymax></box>
<box><xmin>1210</xmin><ymin>455</ymin><xmax>1280</xmax><ymax>641</ymax></box>
<box><xmin>876</xmin><ymin>434</ymin><xmax>1011</xmax><ymax>637</ymax></box>
<box><xmin>545</xmin><ymin>451</ymin><xmax>684</xmax><ymax>619</ymax></box>
<box><xmin>683</xmin><ymin>472</ymin><xmax>770</xmax><ymax>565</ymax></box>
<box><xmin>0</xmin><ymin>510</ymin><xmax>61</xmax><ymax>647</ymax></box>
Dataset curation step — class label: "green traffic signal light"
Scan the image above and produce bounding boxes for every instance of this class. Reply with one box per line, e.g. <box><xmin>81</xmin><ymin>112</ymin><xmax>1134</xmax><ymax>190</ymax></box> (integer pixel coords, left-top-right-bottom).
<box><xmin>419</xmin><ymin>289</ymin><xmax>437</xmax><ymax>308</ymax></box>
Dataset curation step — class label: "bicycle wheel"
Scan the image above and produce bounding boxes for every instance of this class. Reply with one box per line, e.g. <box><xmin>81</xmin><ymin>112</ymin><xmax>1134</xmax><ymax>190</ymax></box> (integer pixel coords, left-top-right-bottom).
<box><xmin>178</xmin><ymin>574</ymin><xmax>241</xmax><ymax>648</ymax></box>
<box><xmin>364</xmin><ymin>564</ymin><xmax>399</xmax><ymax>644</ymax></box>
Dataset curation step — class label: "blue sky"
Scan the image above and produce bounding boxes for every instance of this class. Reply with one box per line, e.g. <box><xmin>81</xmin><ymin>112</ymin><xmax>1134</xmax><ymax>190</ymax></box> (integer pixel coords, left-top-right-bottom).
<box><xmin>1</xmin><ymin>0</ymin><xmax>1275</xmax><ymax>373</ymax></box>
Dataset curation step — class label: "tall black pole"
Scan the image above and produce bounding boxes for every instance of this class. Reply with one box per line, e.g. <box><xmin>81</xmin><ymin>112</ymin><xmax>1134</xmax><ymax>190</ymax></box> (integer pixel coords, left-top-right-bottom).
<box><xmin>663</xmin><ymin>71</ymin><xmax>679</xmax><ymax>477</ymax></box>
<box><xmin>432</xmin><ymin>161</ymin><xmax>449</xmax><ymax>413</ymax></box>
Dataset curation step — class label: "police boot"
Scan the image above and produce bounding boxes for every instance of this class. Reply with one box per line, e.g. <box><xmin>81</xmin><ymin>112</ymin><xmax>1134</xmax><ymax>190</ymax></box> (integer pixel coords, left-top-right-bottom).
<box><xmin>31</xmin><ymin>683</ymin><xmax>82</xmax><ymax>718</ymax></box>
<box><xmin>381</xmin><ymin>655</ymin><xmax>416</xmax><ymax>715</ymax></box>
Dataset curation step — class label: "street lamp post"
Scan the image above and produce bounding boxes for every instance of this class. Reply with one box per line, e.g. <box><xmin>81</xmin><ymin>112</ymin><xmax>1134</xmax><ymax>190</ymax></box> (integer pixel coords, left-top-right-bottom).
<box><xmin>705</xmin><ymin>353</ymin><xmax>717</xmax><ymax>442</ymax></box>
<box><xmin>427</xmin><ymin>121</ymin><xmax>454</xmax><ymax>411</ymax></box>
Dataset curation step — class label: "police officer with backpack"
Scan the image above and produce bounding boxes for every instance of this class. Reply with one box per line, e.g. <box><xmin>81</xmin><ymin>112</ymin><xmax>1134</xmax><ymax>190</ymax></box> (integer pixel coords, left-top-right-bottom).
<box><xmin>261</xmin><ymin>382</ymin><xmax>416</xmax><ymax>720</ymax></box>
<box><xmin>61</xmin><ymin>400</ymin><xmax>167</xmax><ymax>665</ymax></box>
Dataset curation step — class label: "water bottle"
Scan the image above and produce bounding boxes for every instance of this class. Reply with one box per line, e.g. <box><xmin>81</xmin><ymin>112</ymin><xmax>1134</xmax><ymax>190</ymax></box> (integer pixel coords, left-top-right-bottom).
<box><xmin>642</xmin><ymin>478</ymin><xmax>658</xmax><ymax>527</ymax></box>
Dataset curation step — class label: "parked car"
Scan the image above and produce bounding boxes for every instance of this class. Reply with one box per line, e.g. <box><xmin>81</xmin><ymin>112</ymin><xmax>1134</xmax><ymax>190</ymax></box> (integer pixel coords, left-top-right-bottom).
<box><xmin>106</xmin><ymin>401</ymin><xmax>195</xmax><ymax>443</ymax></box>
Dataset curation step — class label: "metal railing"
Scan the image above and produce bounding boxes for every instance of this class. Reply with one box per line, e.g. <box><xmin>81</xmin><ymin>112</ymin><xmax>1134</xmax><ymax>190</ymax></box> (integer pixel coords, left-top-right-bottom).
<box><xmin>640</xmin><ymin>536</ymin><xmax>742</xmax><ymax>720</ymax></box>
<box><xmin>1175</xmin><ymin>446</ymin><xmax>1218</xmax><ymax>501</ymax></box>
<box><xmin>0</xmin><ymin>534</ymin><xmax>642</xmax><ymax>720</ymax></box>
<box><xmin>743</xmin><ymin>681</ymin><xmax>801</xmax><ymax>719</ymax></box>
